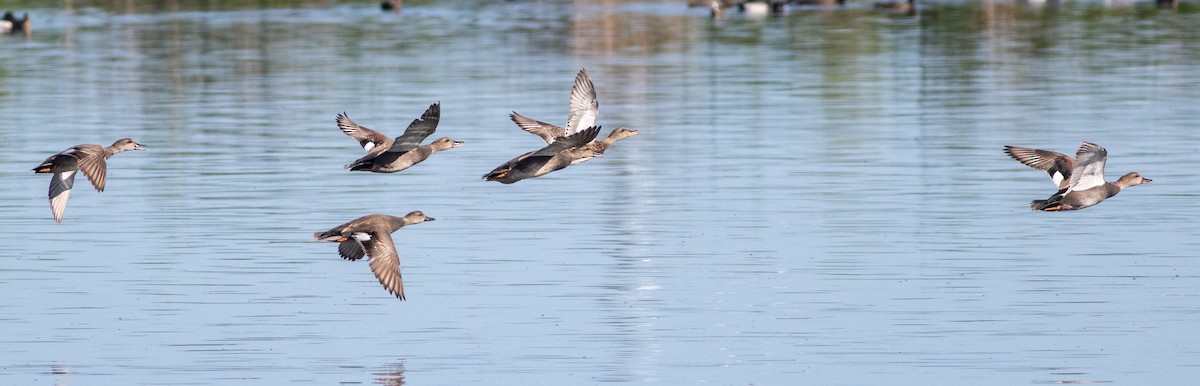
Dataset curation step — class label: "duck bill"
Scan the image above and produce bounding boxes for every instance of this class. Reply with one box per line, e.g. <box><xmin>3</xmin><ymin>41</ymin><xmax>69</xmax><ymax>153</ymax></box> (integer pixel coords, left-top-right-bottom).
<box><xmin>134</xmin><ymin>143</ymin><xmax>147</xmax><ymax>150</ymax></box>
<box><xmin>451</xmin><ymin>141</ymin><xmax>465</xmax><ymax>148</ymax></box>
<box><xmin>1141</xmin><ymin>178</ymin><xmax>1152</xmax><ymax>184</ymax></box>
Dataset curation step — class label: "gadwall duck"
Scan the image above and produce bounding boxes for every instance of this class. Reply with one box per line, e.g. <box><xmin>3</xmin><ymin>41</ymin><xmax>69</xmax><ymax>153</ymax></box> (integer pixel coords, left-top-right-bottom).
<box><xmin>32</xmin><ymin>138</ymin><xmax>146</xmax><ymax>223</ymax></box>
<box><xmin>509</xmin><ymin>68</ymin><xmax>598</xmax><ymax>144</ymax></box>
<box><xmin>1005</xmin><ymin>142</ymin><xmax>1151</xmax><ymax>211</ymax></box>
<box><xmin>874</xmin><ymin>0</ymin><xmax>915</xmax><ymax>13</ymax></box>
<box><xmin>509</xmin><ymin>70</ymin><xmax>636</xmax><ymax>164</ymax></box>
<box><xmin>739</xmin><ymin>1</ymin><xmax>785</xmax><ymax>14</ymax></box>
<box><xmin>506</xmin><ymin>122</ymin><xmax>638</xmax><ymax>164</ymax></box>
<box><xmin>583</xmin><ymin>127</ymin><xmax>639</xmax><ymax>156</ymax></box>
<box><xmin>337</xmin><ymin>102</ymin><xmax>463</xmax><ymax>173</ymax></box>
<box><xmin>688</xmin><ymin>0</ymin><xmax>735</xmax><ymax>7</ymax></box>
<box><xmin>483</xmin><ymin>126</ymin><xmax>603</xmax><ymax>184</ymax></box>
<box><xmin>313</xmin><ymin>211</ymin><xmax>435</xmax><ymax>300</ymax></box>
<box><xmin>2</xmin><ymin>11</ymin><xmax>30</xmax><ymax>35</ymax></box>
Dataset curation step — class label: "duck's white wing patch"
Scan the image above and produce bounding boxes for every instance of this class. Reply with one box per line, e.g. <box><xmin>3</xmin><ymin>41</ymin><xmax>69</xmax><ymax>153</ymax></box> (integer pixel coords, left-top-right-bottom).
<box><xmin>49</xmin><ymin>171</ymin><xmax>77</xmax><ymax>223</ymax></box>
<box><xmin>351</xmin><ymin>232</ymin><xmax>372</xmax><ymax>242</ymax></box>
<box><xmin>1051</xmin><ymin>171</ymin><xmax>1066</xmax><ymax>189</ymax></box>
<box><xmin>336</xmin><ymin>112</ymin><xmax>391</xmax><ymax>153</ymax></box>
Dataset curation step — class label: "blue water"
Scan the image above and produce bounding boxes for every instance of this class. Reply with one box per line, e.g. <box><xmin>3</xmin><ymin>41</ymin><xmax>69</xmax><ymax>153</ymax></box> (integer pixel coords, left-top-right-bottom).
<box><xmin>1</xmin><ymin>1</ymin><xmax>1198</xmax><ymax>384</ymax></box>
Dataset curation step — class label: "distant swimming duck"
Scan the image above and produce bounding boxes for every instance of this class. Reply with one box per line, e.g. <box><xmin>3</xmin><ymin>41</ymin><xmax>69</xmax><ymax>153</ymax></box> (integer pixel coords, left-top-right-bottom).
<box><xmin>32</xmin><ymin>138</ymin><xmax>146</xmax><ymax>223</ymax></box>
<box><xmin>2</xmin><ymin>11</ymin><xmax>30</xmax><ymax>35</ymax></box>
<box><xmin>483</xmin><ymin>126</ymin><xmax>603</xmax><ymax>184</ymax></box>
<box><xmin>739</xmin><ymin>1</ymin><xmax>785</xmax><ymax>14</ymax></box>
<box><xmin>337</xmin><ymin>102</ymin><xmax>463</xmax><ymax>173</ymax></box>
<box><xmin>509</xmin><ymin>68</ymin><xmax>598</xmax><ymax>144</ymax></box>
<box><xmin>1005</xmin><ymin>142</ymin><xmax>1151</xmax><ymax>211</ymax></box>
<box><xmin>688</xmin><ymin>0</ymin><xmax>735</xmax><ymax>7</ymax></box>
<box><xmin>873</xmin><ymin>0</ymin><xmax>915</xmax><ymax>13</ymax></box>
<box><xmin>381</xmin><ymin>0</ymin><xmax>402</xmax><ymax>12</ymax></box>
<box><xmin>313</xmin><ymin>211</ymin><xmax>434</xmax><ymax>300</ymax></box>
<box><xmin>710</xmin><ymin>0</ymin><xmax>726</xmax><ymax>17</ymax></box>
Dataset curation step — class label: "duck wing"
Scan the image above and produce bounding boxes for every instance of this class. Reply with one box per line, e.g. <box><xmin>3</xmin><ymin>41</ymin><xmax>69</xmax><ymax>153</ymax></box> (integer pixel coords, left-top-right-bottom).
<box><xmin>506</xmin><ymin>126</ymin><xmax>602</xmax><ymax>175</ymax></box>
<box><xmin>527</xmin><ymin>126</ymin><xmax>600</xmax><ymax>159</ymax></box>
<box><xmin>510</xmin><ymin>111</ymin><xmax>565</xmax><ymax>144</ymax></box>
<box><xmin>338</xmin><ymin>239</ymin><xmax>367</xmax><ymax>261</ymax></box>
<box><xmin>48</xmin><ymin>171</ymin><xmax>76</xmax><ymax>223</ymax></box>
<box><xmin>337</xmin><ymin>113</ymin><xmax>393</xmax><ymax>153</ymax></box>
<box><xmin>352</xmin><ymin>230</ymin><xmax>405</xmax><ymax>300</ymax></box>
<box><xmin>484</xmin><ymin>149</ymin><xmax>535</xmax><ymax>178</ymax></box>
<box><xmin>388</xmin><ymin>102</ymin><xmax>440</xmax><ymax>154</ymax></box>
<box><xmin>1066</xmin><ymin>142</ymin><xmax>1108</xmax><ymax>192</ymax></box>
<box><xmin>564</xmin><ymin>69</ymin><xmax>598</xmax><ymax>137</ymax></box>
<box><xmin>1004</xmin><ymin>145</ymin><xmax>1074</xmax><ymax>189</ymax></box>
<box><xmin>72</xmin><ymin>145</ymin><xmax>109</xmax><ymax>192</ymax></box>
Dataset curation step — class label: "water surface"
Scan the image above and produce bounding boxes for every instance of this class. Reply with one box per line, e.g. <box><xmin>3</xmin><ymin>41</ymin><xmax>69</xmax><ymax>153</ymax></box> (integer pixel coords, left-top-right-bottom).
<box><xmin>1</xmin><ymin>0</ymin><xmax>1199</xmax><ymax>384</ymax></box>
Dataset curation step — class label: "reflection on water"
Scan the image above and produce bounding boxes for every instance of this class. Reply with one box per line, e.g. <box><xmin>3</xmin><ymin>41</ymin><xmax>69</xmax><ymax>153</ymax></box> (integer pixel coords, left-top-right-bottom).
<box><xmin>1</xmin><ymin>0</ymin><xmax>1199</xmax><ymax>385</ymax></box>
<box><xmin>373</xmin><ymin>361</ymin><xmax>406</xmax><ymax>386</ymax></box>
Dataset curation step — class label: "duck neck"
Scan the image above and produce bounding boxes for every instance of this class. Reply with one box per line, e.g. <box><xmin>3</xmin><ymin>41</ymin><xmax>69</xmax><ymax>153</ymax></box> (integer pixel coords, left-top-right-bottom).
<box><xmin>591</xmin><ymin>138</ymin><xmax>614</xmax><ymax>153</ymax></box>
<box><xmin>1113</xmin><ymin>179</ymin><xmax>1138</xmax><ymax>190</ymax></box>
<box><xmin>595</xmin><ymin>133</ymin><xmax>630</xmax><ymax>152</ymax></box>
<box><xmin>388</xmin><ymin>216</ymin><xmax>411</xmax><ymax>230</ymax></box>
<box><xmin>103</xmin><ymin>145</ymin><xmax>123</xmax><ymax>159</ymax></box>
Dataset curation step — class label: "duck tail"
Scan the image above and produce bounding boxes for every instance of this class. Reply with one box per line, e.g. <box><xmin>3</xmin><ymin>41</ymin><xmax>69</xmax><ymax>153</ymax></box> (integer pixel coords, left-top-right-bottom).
<box><xmin>482</xmin><ymin>171</ymin><xmax>503</xmax><ymax>181</ymax></box>
<box><xmin>32</xmin><ymin>157</ymin><xmax>56</xmax><ymax>173</ymax></box>
<box><xmin>345</xmin><ymin>160</ymin><xmax>371</xmax><ymax>171</ymax></box>
<box><xmin>313</xmin><ymin>231</ymin><xmax>348</xmax><ymax>242</ymax></box>
<box><xmin>1030</xmin><ymin>193</ymin><xmax>1064</xmax><ymax>211</ymax></box>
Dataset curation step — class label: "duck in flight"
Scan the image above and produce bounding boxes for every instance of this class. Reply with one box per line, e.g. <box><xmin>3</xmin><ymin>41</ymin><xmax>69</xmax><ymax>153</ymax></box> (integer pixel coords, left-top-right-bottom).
<box><xmin>483</xmin><ymin>126</ymin><xmax>603</xmax><ymax>184</ymax></box>
<box><xmin>337</xmin><ymin>102</ymin><xmax>463</xmax><ymax>173</ymax></box>
<box><xmin>1005</xmin><ymin>142</ymin><xmax>1151</xmax><ymax>211</ymax></box>
<box><xmin>313</xmin><ymin>211</ymin><xmax>435</xmax><ymax>300</ymax></box>
<box><xmin>508</xmin><ymin>69</ymin><xmax>638</xmax><ymax>164</ymax></box>
<box><xmin>32</xmin><ymin>138</ymin><xmax>146</xmax><ymax>223</ymax></box>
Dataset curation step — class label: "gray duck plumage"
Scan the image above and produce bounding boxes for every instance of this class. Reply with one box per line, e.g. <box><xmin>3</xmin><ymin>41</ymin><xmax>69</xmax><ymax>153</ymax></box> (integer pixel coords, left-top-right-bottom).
<box><xmin>32</xmin><ymin>138</ymin><xmax>146</xmax><ymax>223</ymax></box>
<box><xmin>313</xmin><ymin>211</ymin><xmax>435</xmax><ymax>300</ymax></box>
<box><xmin>509</xmin><ymin>68</ymin><xmax>599</xmax><ymax>144</ymax></box>
<box><xmin>1006</xmin><ymin>142</ymin><xmax>1151</xmax><ymax>211</ymax></box>
<box><xmin>338</xmin><ymin>102</ymin><xmax>463</xmax><ymax>173</ymax></box>
<box><xmin>483</xmin><ymin>126</ymin><xmax>603</xmax><ymax>184</ymax></box>
<box><xmin>509</xmin><ymin>69</ymin><xmax>637</xmax><ymax>164</ymax></box>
